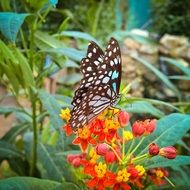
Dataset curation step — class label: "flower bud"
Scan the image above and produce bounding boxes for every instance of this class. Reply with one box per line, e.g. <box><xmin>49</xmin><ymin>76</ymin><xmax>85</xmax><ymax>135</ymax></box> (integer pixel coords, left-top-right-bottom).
<box><xmin>149</xmin><ymin>143</ymin><xmax>160</xmax><ymax>156</ymax></box>
<box><xmin>71</xmin><ymin>157</ymin><xmax>81</xmax><ymax>167</ymax></box>
<box><xmin>132</xmin><ymin>121</ymin><xmax>145</xmax><ymax>137</ymax></box>
<box><xmin>105</xmin><ymin>150</ymin><xmax>116</xmax><ymax>163</ymax></box>
<box><xmin>96</xmin><ymin>143</ymin><xmax>109</xmax><ymax>156</ymax></box>
<box><xmin>118</xmin><ymin>110</ymin><xmax>130</xmax><ymax>127</ymax></box>
<box><xmin>128</xmin><ymin>165</ymin><xmax>138</xmax><ymax>179</ymax></box>
<box><xmin>67</xmin><ymin>154</ymin><xmax>78</xmax><ymax>163</ymax></box>
<box><xmin>159</xmin><ymin>146</ymin><xmax>177</xmax><ymax>159</ymax></box>
<box><xmin>144</xmin><ymin>119</ymin><xmax>156</xmax><ymax>134</ymax></box>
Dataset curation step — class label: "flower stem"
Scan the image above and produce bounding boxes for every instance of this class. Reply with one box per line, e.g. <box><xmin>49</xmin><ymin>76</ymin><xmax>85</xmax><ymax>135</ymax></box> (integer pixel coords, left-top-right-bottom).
<box><xmin>30</xmin><ymin>98</ymin><xmax>38</xmax><ymax>176</ymax></box>
<box><xmin>130</xmin><ymin>136</ymin><xmax>145</xmax><ymax>156</ymax></box>
<box><xmin>122</xmin><ymin>128</ymin><xmax>125</xmax><ymax>159</ymax></box>
<box><xmin>164</xmin><ymin>176</ymin><xmax>175</xmax><ymax>187</ymax></box>
<box><xmin>107</xmin><ymin>144</ymin><xmax>122</xmax><ymax>163</ymax></box>
<box><xmin>131</xmin><ymin>153</ymin><xmax>148</xmax><ymax>163</ymax></box>
<box><xmin>126</xmin><ymin>138</ymin><xmax>135</xmax><ymax>155</ymax></box>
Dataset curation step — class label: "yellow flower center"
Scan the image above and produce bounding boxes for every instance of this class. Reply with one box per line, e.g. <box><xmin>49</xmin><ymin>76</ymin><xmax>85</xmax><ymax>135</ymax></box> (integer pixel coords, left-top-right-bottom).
<box><xmin>89</xmin><ymin>149</ymin><xmax>100</xmax><ymax>164</ymax></box>
<box><xmin>94</xmin><ymin>162</ymin><xmax>107</xmax><ymax>178</ymax></box>
<box><xmin>116</xmin><ymin>168</ymin><xmax>131</xmax><ymax>182</ymax></box>
<box><xmin>135</xmin><ymin>165</ymin><xmax>145</xmax><ymax>176</ymax></box>
<box><xmin>78</xmin><ymin>127</ymin><xmax>90</xmax><ymax>139</ymax></box>
<box><xmin>59</xmin><ymin>108</ymin><xmax>71</xmax><ymax>122</ymax></box>
<box><xmin>156</xmin><ymin>170</ymin><xmax>164</xmax><ymax>178</ymax></box>
<box><xmin>104</xmin><ymin>118</ymin><xmax>119</xmax><ymax>131</ymax></box>
<box><xmin>123</xmin><ymin>131</ymin><xmax>133</xmax><ymax>141</ymax></box>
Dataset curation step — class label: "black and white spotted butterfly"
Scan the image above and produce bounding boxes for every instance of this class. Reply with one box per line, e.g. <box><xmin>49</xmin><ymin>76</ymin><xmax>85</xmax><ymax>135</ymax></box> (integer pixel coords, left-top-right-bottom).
<box><xmin>70</xmin><ymin>38</ymin><xmax>121</xmax><ymax>130</ymax></box>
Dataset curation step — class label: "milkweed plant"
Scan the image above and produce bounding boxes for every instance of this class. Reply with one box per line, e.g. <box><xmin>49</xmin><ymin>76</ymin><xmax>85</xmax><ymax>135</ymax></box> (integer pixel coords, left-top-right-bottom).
<box><xmin>60</xmin><ymin>108</ymin><xmax>177</xmax><ymax>190</ymax></box>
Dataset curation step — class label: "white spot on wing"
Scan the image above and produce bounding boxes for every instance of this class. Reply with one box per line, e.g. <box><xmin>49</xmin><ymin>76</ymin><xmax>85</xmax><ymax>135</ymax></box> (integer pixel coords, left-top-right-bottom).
<box><xmin>88</xmin><ymin>52</ymin><xmax>92</xmax><ymax>58</ymax></box>
<box><xmin>87</xmin><ymin>66</ymin><xmax>92</xmax><ymax>71</ymax></box>
<box><xmin>110</xmin><ymin>60</ymin><xmax>114</xmax><ymax>66</ymax></box>
<box><xmin>102</xmin><ymin>76</ymin><xmax>110</xmax><ymax>83</ymax></box>
<box><xmin>93</xmin><ymin>48</ymin><xmax>96</xmax><ymax>53</ymax></box>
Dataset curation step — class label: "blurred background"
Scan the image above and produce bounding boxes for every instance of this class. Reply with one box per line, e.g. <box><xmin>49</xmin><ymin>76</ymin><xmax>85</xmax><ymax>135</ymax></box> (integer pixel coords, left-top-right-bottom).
<box><xmin>0</xmin><ymin>0</ymin><xmax>190</xmax><ymax>189</ymax></box>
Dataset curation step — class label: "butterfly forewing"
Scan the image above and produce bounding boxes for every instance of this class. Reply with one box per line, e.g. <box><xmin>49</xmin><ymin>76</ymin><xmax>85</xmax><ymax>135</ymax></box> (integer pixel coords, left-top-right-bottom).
<box><xmin>71</xmin><ymin>41</ymin><xmax>104</xmax><ymax>107</ymax></box>
<box><xmin>70</xmin><ymin>38</ymin><xmax>122</xmax><ymax>130</ymax></box>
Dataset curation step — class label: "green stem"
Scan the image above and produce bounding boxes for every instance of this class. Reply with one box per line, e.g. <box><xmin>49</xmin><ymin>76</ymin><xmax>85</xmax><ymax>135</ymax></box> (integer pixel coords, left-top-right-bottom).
<box><xmin>164</xmin><ymin>176</ymin><xmax>175</xmax><ymax>187</ymax></box>
<box><xmin>126</xmin><ymin>138</ymin><xmax>135</xmax><ymax>155</ymax></box>
<box><xmin>122</xmin><ymin>128</ymin><xmax>125</xmax><ymax>160</ymax></box>
<box><xmin>107</xmin><ymin>144</ymin><xmax>122</xmax><ymax>163</ymax></box>
<box><xmin>30</xmin><ymin>98</ymin><xmax>38</xmax><ymax>176</ymax></box>
<box><xmin>131</xmin><ymin>153</ymin><xmax>148</xmax><ymax>163</ymax></box>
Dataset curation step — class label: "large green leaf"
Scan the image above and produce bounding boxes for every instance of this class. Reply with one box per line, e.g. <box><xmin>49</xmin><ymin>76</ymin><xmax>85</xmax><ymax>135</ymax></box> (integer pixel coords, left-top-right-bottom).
<box><xmin>1</xmin><ymin>124</ymin><xmax>30</xmax><ymax>143</ymax></box>
<box><xmin>122</xmin><ymin>101</ymin><xmax>164</xmax><ymax>118</ymax></box>
<box><xmin>144</xmin><ymin>156</ymin><xmax>190</xmax><ymax>169</ymax></box>
<box><xmin>37</xmin><ymin>143</ymin><xmax>64</xmax><ymax>181</ymax></box>
<box><xmin>38</xmin><ymin>90</ymin><xmax>63</xmax><ymax>129</ymax></box>
<box><xmin>0</xmin><ymin>140</ymin><xmax>23</xmax><ymax>158</ymax></box>
<box><xmin>43</xmin><ymin>48</ymin><xmax>85</xmax><ymax>62</ymax></box>
<box><xmin>137</xmin><ymin>113</ymin><xmax>190</xmax><ymax>155</ymax></box>
<box><xmin>56</xmin><ymin>31</ymin><xmax>99</xmax><ymax>44</ymax></box>
<box><xmin>0</xmin><ymin>177</ymin><xmax>66</xmax><ymax>190</ymax></box>
<box><xmin>131</xmin><ymin>54</ymin><xmax>181</xmax><ymax>98</ymax></box>
<box><xmin>0</xmin><ymin>12</ymin><xmax>29</xmax><ymax>41</ymax></box>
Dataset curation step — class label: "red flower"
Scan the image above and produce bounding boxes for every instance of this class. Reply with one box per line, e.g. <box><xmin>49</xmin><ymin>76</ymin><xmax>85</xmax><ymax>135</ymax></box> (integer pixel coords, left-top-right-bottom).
<box><xmin>72</xmin><ymin>126</ymin><xmax>96</xmax><ymax>151</ymax></box>
<box><xmin>159</xmin><ymin>146</ymin><xmax>177</xmax><ymax>159</ymax></box>
<box><xmin>67</xmin><ymin>153</ymin><xmax>85</xmax><ymax>167</ymax></box>
<box><xmin>63</xmin><ymin>124</ymin><xmax>73</xmax><ymax>136</ymax></box>
<box><xmin>132</xmin><ymin>119</ymin><xmax>156</xmax><ymax>137</ymax></box>
<box><xmin>132</xmin><ymin>121</ymin><xmax>145</xmax><ymax>137</ymax></box>
<box><xmin>118</xmin><ymin>110</ymin><xmax>130</xmax><ymax>127</ymax></box>
<box><xmin>149</xmin><ymin>143</ymin><xmax>160</xmax><ymax>156</ymax></box>
<box><xmin>87</xmin><ymin>162</ymin><xmax>116</xmax><ymax>190</ymax></box>
<box><xmin>144</xmin><ymin>119</ymin><xmax>156</xmax><ymax>135</ymax></box>
<box><xmin>96</xmin><ymin>143</ymin><xmax>109</xmax><ymax>156</ymax></box>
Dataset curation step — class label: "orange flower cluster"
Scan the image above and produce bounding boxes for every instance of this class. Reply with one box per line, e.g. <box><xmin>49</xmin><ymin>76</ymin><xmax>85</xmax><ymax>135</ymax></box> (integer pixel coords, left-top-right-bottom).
<box><xmin>61</xmin><ymin>108</ymin><xmax>176</xmax><ymax>190</ymax></box>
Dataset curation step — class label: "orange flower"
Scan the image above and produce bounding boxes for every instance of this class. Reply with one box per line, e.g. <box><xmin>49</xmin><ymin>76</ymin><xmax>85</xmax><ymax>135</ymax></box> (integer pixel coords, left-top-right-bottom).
<box><xmin>72</xmin><ymin>126</ymin><xmax>96</xmax><ymax>151</ymax></box>
<box><xmin>87</xmin><ymin>162</ymin><xmax>116</xmax><ymax>190</ymax></box>
<box><xmin>113</xmin><ymin>168</ymin><xmax>131</xmax><ymax>190</ymax></box>
<box><xmin>59</xmin><ymin>108</ymin><xmax>71</xmax><ymax>122</ymax></box>
<box><xmin>148</xmin><ymin>168</ymin><xmax>168</xmax><ymax>186</ymax></box>
<box><xmin>63</xmin><ymin>123</ymin><xmax>73</xmax><ymax>136</ymax></box>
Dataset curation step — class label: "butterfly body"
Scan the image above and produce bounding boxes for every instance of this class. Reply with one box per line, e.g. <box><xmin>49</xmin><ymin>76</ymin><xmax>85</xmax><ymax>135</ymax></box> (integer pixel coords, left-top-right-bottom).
<box><xmin>70</xmin><ymin>38</ymin><xmax>122</xmax><ymax>130</ymax></box>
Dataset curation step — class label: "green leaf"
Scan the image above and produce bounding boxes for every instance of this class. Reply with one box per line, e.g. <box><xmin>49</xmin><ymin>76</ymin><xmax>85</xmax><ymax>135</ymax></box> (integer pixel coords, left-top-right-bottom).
<box><xmin>0</xmin><ymin>12</ymin><xmax>29</xmax><ymax>41</ymax></box>
<box><xmin>37</xmin><ymin>143</ymin><xmax>64</xmax><ymax>181</ymax></box>
<box><xmin>144</xmin><ymin>156</ymin><xmax>190</xmax><ymax>169</ymax></box>
<box><xmin>0</xmin><ymin>177</ymin><xmax>65</xmax><ymax>190</ymax></box>
<box><xmin>43</xmin><ymin>48</ymin><xmax>85</xmax><ymax>62</ymax></box>
<box><xmin>169</xmin><ymin>75</ymin><xmax>190</xmax><ymax>80</ymax></box>
<box><xmin>47</xmin><ymin>130</ymin><xmax>59</xmax><ymax>145</ymax></box>
<box><xmin>56</xmin><ymin>31</ymin><xmax>99</xmax><ymax>44</ymax></box>
<box><xmin>0</xmin><ymin>106</ymin><xmax>24</xmax><ymax>116</ymax></box>
<box><xmin>13</xmin><ymin>47</ymin><xmax>35</xmax><ymax>87</ymax></box>
<box><xmin>38</xmin><ymin>90</ymin><xmax>63</xmax><ymax>129</ymax></box>
<box><xmin>122</xmin><ymin>101</ymin><xmax>164</xmax><ymax>118</ymax></box>
<box><xmin>34</xmin><ymin>31</ymin><xmax>65</xmax><ymax>49</ymax></box>
<box><xmin>137</xmin><ymin>113</ymin><xmax>190</xmax><ymax>155</ymax></box>
<box><xmin>0</xmin><ymin>140</ymin><xmax>23</xmax><ymax>158</ymax></box>
<box><xmin>1</xmin><ymin>124</ymin><xmax>30</xmax><ymax>143</ymax></box>
<box><xmin>124</xmin><ymin>97</ymin><xmax>180</xmax><ymax>112</ymax></box>
<box><xmin>58</xmin><ymin>73</ymin><xmax>82</xmax><ymax>85</ymax></box>
<box><xmin>131</xmin><ymin>54</ymin><xmax>181</xmax><ymax>98</ymax></box>
<box><xmin>161</xmin><ymin>57</ymin><xmax>190</xmax><ymax>76</ymax></box>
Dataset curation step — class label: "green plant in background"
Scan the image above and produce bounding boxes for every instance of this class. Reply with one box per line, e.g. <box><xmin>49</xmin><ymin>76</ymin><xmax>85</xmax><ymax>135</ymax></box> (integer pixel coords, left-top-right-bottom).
<box><xmin>151</xmin><ymin>0</ymin><xmax>190</xmax><ymax>36</ymax></box>
<box><xmin>0</xmin><ymin>0</ymin><xmax>190</xmax><ymax>189</ymax></box>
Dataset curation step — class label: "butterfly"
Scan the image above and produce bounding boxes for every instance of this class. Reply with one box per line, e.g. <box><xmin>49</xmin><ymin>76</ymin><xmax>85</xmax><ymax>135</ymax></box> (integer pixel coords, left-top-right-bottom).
<box><xmin>70</xmin><ymin>38</ymin><xmax>122</xmax><ymax>130</ymax></box>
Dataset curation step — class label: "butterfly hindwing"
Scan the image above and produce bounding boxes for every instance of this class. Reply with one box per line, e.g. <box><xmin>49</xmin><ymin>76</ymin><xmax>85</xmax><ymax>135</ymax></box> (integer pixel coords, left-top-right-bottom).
<box><xmin>70</xmin><ymin>38</ymin><xmax>121</xmax><ymax>130</ymax></box>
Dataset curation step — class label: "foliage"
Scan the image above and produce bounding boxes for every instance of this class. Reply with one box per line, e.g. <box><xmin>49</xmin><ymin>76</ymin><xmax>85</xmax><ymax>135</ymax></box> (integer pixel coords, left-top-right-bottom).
<box><xmin>0</xmin><ymin>0</ymin><xmax>189</xmax><ymax>190</ymax></box>
<box><xmin>151</xmin><ymin>0</ymin><xmax>190</xmax><ymax>36</ymax></box>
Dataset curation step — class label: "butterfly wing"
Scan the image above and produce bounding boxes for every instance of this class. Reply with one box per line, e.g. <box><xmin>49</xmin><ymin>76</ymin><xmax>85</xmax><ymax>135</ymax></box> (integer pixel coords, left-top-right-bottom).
<box><xmin>72</xmin><ymin>41</ymin><xmax>104</xmax><ymax>107</ymax></box>
<box><xmin>70</xmin><ymin>38</ymin><xmax>122</xmax><ymax>130</ymax></box>
<box><xmin>97</xmin><ymin>38</ymin><xmax>122</xmax><ymax>95</ymax></box>
<box><xmin>70</xmin><ymin>84</ymin><xmax>116</xmax><ymax>129</ymax></box>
